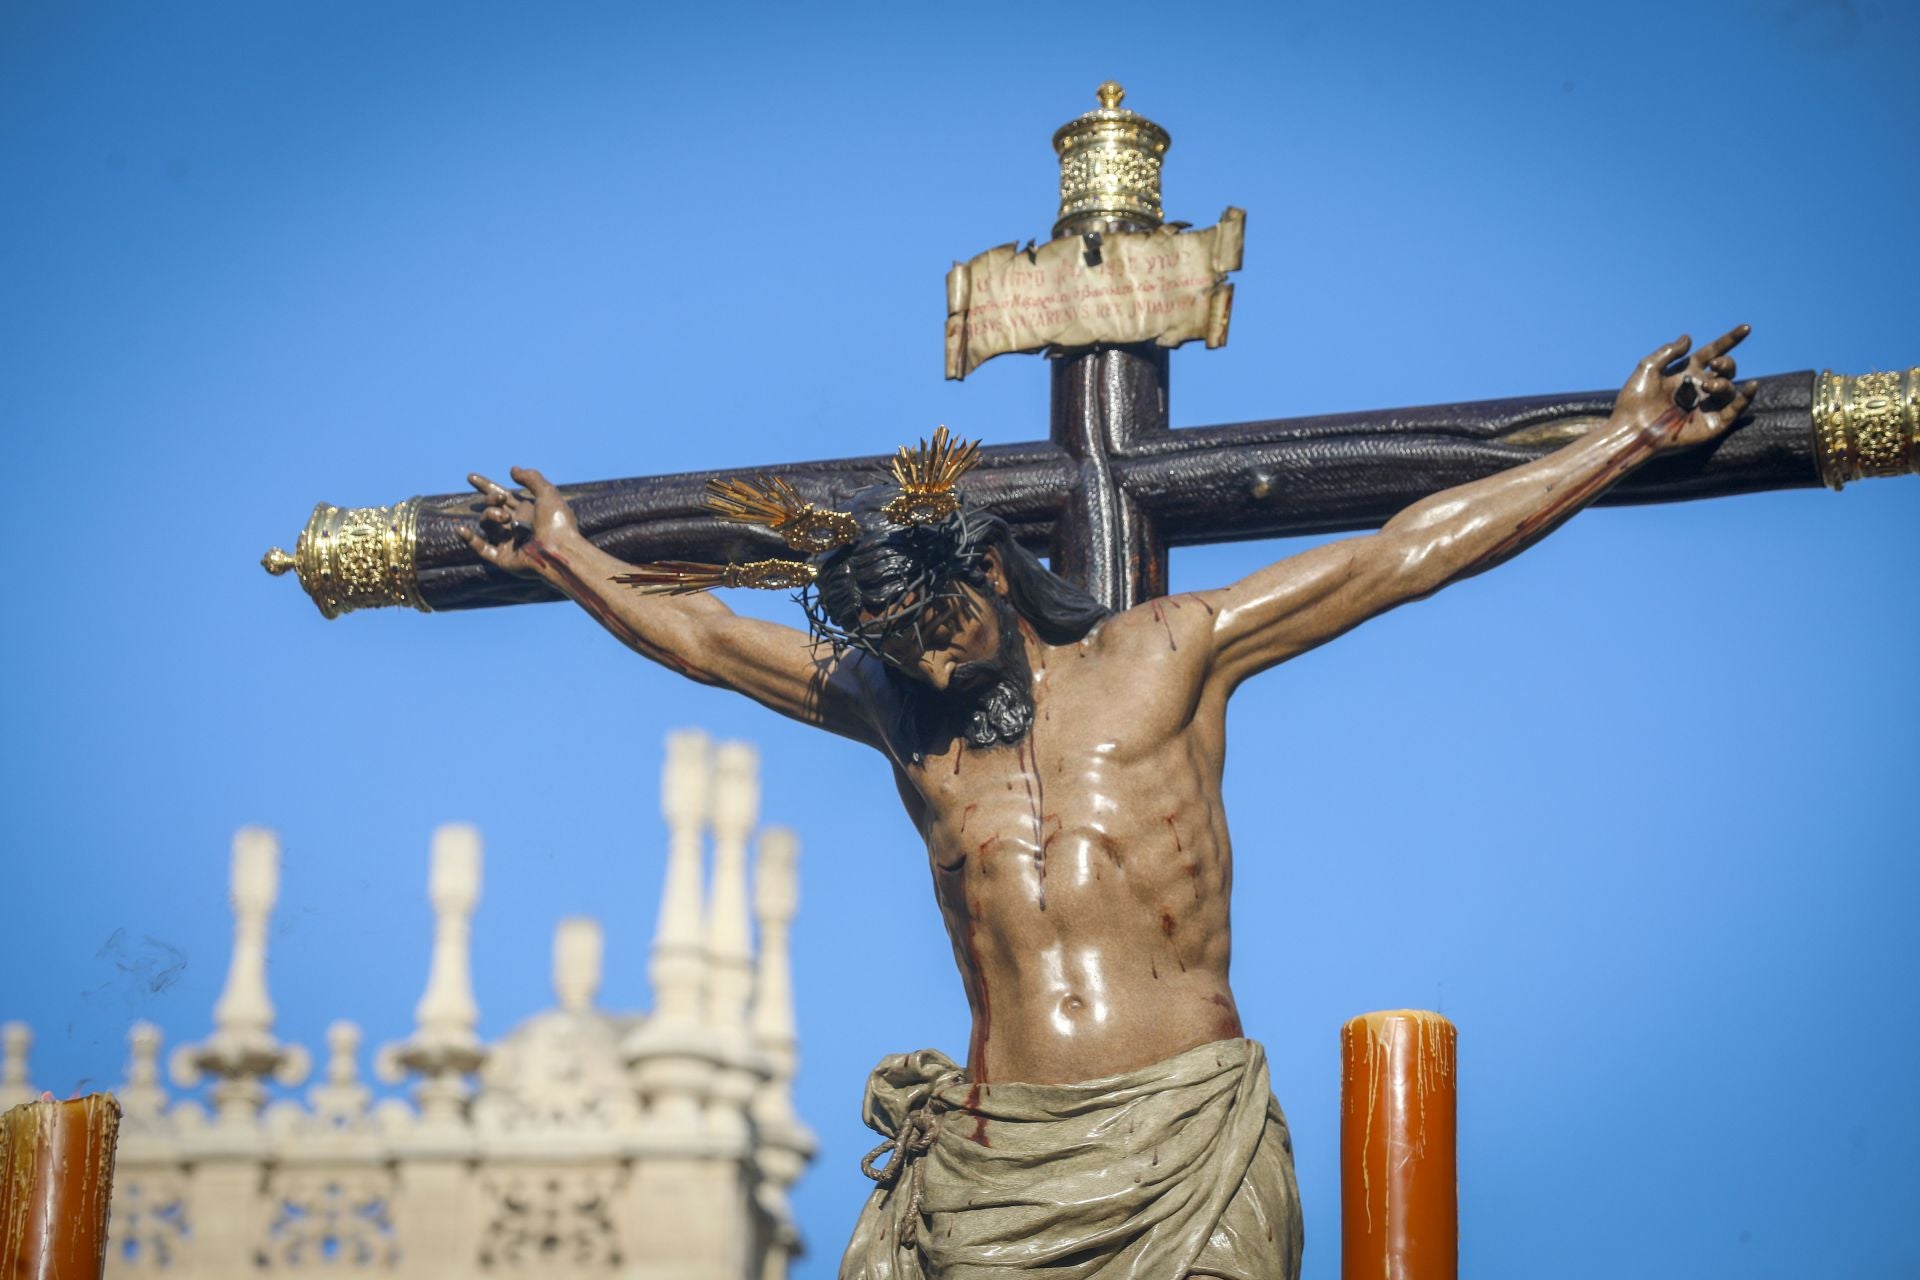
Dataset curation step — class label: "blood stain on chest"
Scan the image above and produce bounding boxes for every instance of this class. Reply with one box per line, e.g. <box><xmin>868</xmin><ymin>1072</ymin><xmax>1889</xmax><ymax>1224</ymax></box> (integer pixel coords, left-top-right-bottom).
<box><xmin>1160</xmin><ymin>910</ymin><xmax>1187</xmax><ymax>971</ymax></box>
<box><xmin>1148</xmin><ymin>600</ymin><xmax>1179</xmax><ymax>651</ymax></box>
<box><xmin>962</xmin><ymin>911</ymin><xmax>993</xmax><ymax>1087</ymax></box>
<box><xmin>1015</xmin><ymin>741</ymin><xmax>1047</xmax><ymax>910</ymax></box>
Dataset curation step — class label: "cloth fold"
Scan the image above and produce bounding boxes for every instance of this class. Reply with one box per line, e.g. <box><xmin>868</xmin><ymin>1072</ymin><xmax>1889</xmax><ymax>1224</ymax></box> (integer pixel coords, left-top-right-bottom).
<box><xmin>840</xmin><ymin>1038</ymin><xmax>1302</xmax><ymax>1280</ymax></box>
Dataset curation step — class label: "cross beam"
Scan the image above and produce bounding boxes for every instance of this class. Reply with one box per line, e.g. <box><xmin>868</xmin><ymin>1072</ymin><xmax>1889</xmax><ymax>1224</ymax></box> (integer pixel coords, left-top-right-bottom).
<box><xmin>265</xmin><ymin>361</ymin><xmax>1903</xmax><ymax>620</ymax></box>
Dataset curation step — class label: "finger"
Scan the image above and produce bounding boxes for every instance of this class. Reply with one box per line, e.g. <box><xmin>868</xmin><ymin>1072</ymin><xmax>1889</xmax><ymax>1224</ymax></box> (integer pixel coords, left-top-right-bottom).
<box><xmin>1706</xmin><ymin>355</ymin><xmax>1736</xmax><ymax>379</ymax></box>
<box><xmin>1711</xmin><ymin>376</ymin><xmax>1754</xmax><ymax>412</ymax></box>
<box><xmin>1695</xmin><ymin>323</ymin><xmax>1751</xmax><ymax>363</ymax></box>
<box><xmin>482</xmin><ymin>504</ymin><xmax>517</xmax><ymax>527</ymax></box>
<box><xmin>511</xmin><ymin>466</ymin><xmax>557</xmax><ymax>499</ymax></box>
<box><xmin>1645</xmin><ymin>333</ymin><xmax>1691</xmax><ymax>374</ymax></box>
<box><xmin>1697</xmin><ymin>375</ymin><xmax>1734</xmax><ymax>403</ymax></box>
<box><xmin>467</xmin><ymin>472</ymin><xmax>509</xmax><ymax>499</ymax></box>
<box><xmin>458</xmin><ymin>526</ymin><xmax>498</xmax><ymax>562</ymax></box>
<box><xmin>1660</xmin><ymin>338</ymin><xmax>1697</xmax><ymax>378</ymax></box>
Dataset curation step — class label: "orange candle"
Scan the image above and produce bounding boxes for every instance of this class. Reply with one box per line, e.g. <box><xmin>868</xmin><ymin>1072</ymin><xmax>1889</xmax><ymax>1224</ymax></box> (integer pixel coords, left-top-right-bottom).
<box><xmin>0</xmin><ymin>1094</ymin><xmax>122</xmax><ymax>1280</ymax></box>
<box><xmin>1341</xmin><ymin>1010</ymin><xmax>1457</xmax><ymax>1280</ymax></box>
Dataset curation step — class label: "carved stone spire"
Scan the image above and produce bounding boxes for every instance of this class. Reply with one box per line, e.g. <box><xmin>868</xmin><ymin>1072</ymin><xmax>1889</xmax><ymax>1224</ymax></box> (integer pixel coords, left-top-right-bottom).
<box><xmin>702</xmin><ymin>741</ymin><xmax>770</xmax><ymax>1144</ymax></box>
<box><xmin>216</xmin><ymin>828</ymin><xmax>277</xmax><ymax>1033</ymax></box>
<box><xmin>651</xmin><ymin>729</ymin><xmax>712</xmax><ymax>1027</ymax></box>
<box><xmin>117</xmin><ymin>1021</ymin><xmax>169</xmax><ymax>1128</ymax></box>
<box><xmin>553</xmin><ymin>917</ymin><xmax>603</xmax><ymax>1014</ymax></box>
<box><xmin>378</xmin><ymin>824</ymin><xmax>486</xmax><ymax>1124</ymax></box>
<box><xmin>418</xmin><ymin>824</ymin><xmax>483</xmax><ymax>1040</ymax></box>
<box><xmin>705</xmin><ymin>740</ymin><xmax>759</xmax><ymax>1035</ymax></box>
<box><xmin>625</xmin><ymin>731</ymin><xmax>722</xmax><ymax>1132</ymax></box>
<box><xmin>0</xmin><ymin>1021</ymin><xmax>34</xmax><ymax>1110</ymax></box>
<box><xmin>749</xmin><ymin>826</ymin><xmax>816</xmax><ymax>1273</ymax></box>
<box><xmin>750</xmin><ymin>827</ymin><xmax>801</xmax><ymax>1123</ymax></box>
<box><xmin>171</xmin><ymin>828</ymin><xmax>310</xmax><ymax>1125</ymax></box>
<box><xmin>308</xmin><ymin>1020</ymin><xmax>372</xmax><ymax>1129</ymax></box>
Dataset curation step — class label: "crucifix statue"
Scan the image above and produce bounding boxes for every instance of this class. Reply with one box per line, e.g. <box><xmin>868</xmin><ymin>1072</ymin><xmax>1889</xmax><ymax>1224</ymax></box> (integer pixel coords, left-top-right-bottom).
<box><xmin>263</xmin><ymin>85</ymin><xmax>1914</xmax><ymax>1280</ymax></box>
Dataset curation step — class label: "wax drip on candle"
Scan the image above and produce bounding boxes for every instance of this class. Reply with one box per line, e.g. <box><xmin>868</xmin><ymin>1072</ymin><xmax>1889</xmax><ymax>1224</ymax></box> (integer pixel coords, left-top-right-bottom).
<box><xmin>0</xmin><ymin>1094</ymin><xmax>122</xmax><ymax>1276</ymax></box>
<box><xmin>1345</xmin><ymin>1011</ymin><xmax>1458</xmax><ymax>1236</ymax></box>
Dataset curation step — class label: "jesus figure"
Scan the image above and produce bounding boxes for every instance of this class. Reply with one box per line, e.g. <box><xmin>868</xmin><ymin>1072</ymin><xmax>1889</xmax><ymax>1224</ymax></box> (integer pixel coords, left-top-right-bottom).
<box><xmin>459</xmin><ymin>328</ymin><xmax>1753</xmax><ymax>1280</ymax></box>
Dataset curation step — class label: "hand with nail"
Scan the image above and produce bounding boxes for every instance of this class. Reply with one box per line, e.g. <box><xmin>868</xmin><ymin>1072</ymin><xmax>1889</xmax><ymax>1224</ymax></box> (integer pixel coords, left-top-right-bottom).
<box><xmin>456</xmin><ymin>467</ymin><xmax>582</xmax><ymax>579</ymax></box>
<box><xmin>1610</xmin><ymin>324</ymin><xmax>1759</xmax><ymax>450</ymax></box>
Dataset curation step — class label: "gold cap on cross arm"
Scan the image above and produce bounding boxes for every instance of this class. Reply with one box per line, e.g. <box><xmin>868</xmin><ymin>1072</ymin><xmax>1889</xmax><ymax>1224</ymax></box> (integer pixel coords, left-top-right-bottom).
<box><xmin>1812</xmin><ymin>367</ymin><xmax>1920</xmax><ymax>490</ymax></box>
<box><xmin>1051</xmin><ymin>82</ymin><xmax>1172</xmax><ymax>240</ymax></box>
<box><xmin>262</xmin><ymin>498</ymin><xmax>429</xmax><ymax>619</ymax></box>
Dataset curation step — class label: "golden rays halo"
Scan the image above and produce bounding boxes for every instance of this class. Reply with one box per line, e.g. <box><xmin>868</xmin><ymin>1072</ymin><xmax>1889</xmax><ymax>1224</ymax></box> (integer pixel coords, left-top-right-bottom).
<box><xmin>881</xmin><ymin>424</ymin><xmax>982</xmax><ymax>526</ymax></box>
<box><xmin>703</xmin><ymin>474</ymin><xmax>859</xmax><ymax>554</ymax></box>
<box><xmin>611</xmin><ymin>425</ymin><xmax>984</xmax><ymax>597</ymax></box>
<box><xmin>611</xmin><ymin>558</ymin><xmax>818</xmax><ymax>595</ymax></box>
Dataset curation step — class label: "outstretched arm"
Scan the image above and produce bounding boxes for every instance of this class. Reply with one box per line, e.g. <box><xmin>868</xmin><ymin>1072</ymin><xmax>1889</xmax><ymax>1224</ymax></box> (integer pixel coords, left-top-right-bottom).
<box><xmin>1201</xmin><ymin>328</ymin><xmax>1758</xmax><ymax>692</ymax></box>
<box><xmin>459</xmin><ymin>467</ymin><xmax>880</xmax><ymax>744</ymax></box>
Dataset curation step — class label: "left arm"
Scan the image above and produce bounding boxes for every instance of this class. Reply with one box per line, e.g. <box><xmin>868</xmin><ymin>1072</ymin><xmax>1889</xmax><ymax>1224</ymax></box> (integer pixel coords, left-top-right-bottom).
<box><xmin>1199</xmin><ymin>327</ymin><xmax>1757</xmax><ymax>692</ymax></box>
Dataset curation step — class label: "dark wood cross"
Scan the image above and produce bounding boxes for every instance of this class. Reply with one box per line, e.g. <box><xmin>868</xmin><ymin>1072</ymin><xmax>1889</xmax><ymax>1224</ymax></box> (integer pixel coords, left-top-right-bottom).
<box><xmin>264</xmin><ymin>90</ymin><xmax>1908</xmax><ymax>621</ymax></box>
<box><xmin>370</xmin><ymin>348</ymin><xmax>1835</xmax><ymax>617</ymax></box>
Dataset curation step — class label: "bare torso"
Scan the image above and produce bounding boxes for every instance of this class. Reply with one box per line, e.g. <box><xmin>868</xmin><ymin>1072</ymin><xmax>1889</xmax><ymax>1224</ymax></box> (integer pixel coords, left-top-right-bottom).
<box><xmin>880</xmin><ymin>599</ymin><xmax>1242</xmax><ymax>1086</ymax></box>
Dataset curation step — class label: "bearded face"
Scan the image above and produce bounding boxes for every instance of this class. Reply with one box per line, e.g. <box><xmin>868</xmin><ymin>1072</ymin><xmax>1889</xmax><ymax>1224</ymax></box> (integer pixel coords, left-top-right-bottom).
<box><xmin>875</xmin><ymin>589</ymin><xmax>1035</xmax><ymax>750</ymax></box>
<box><xmin>810</xmin><ymin>500</ymin><xmax>1108</xmax><ymax>755</ymax></box>
<box><xmin>948</xmin><ymin>594</ymin><xmax>1035</xmax><ymax>748</ymax></box>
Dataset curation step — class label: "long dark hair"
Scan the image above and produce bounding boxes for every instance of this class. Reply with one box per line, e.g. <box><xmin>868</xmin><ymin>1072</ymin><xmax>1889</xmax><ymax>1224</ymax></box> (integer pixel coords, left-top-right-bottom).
<box><xmin>806</xmin><ymin>485</ymin><xmax>1110</xmax><ymax>655</ymax></box>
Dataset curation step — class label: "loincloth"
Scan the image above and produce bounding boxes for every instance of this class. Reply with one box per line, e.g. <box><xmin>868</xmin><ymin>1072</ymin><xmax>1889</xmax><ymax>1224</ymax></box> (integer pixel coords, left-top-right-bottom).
<box><xmin>839</xmin><ymin>1038</ymin><xmax>1302</xmax><ymax>1280</ymax></box>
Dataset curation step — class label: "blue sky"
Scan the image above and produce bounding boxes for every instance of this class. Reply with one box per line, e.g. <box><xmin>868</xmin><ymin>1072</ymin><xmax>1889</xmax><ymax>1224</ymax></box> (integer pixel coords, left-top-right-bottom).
<box><xmin>2</xmin><ymin>2</ymin><xmax>1915</xmax><ymax>1276</ymax></box>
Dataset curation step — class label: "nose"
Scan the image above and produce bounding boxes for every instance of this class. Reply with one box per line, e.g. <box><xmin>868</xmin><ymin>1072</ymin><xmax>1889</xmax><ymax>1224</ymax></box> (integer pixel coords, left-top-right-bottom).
<box><xmin>918</xmin><ymin>651</ymin><xmax>953</xmax><ymax>690</ymax></box>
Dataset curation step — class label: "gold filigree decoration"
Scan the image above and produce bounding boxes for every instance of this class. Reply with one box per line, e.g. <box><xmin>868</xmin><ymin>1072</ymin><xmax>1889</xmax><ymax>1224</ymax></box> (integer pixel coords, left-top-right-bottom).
<box><xmin>1051</xmin><ymin>81</ymin><xmax>1172</xmax><ymax>238</ymax></box>
<box><xmin>262</xmin><ymin>499</ymin><xmax>428</xmax><ymax>619</ymax></box>
<box><xmin>612</xmin><ymin>558</ymin><xmax>817</xmax><ymax>595</ymax></box>
<box><xmin>704</xmin><ymin>475</ymin><xmax>858</xmax><ymax>554</ymax></box>
<box><xmin>1812</xmin><ymin>367</ymin><xmax>1919</xmax><ymax>490</ymax></box>
<box><xmin>881</xmin><ymin>425</ymin><xmax>982</xmax><ymax>526</ymax></box>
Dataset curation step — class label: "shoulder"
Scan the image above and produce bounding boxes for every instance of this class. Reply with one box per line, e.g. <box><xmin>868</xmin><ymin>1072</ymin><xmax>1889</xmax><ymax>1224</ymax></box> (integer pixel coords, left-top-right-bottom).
<box><xmin>1086</xmin><ymin>592</ymin><xmax>1219</xmax><ymax>662</ymax></box>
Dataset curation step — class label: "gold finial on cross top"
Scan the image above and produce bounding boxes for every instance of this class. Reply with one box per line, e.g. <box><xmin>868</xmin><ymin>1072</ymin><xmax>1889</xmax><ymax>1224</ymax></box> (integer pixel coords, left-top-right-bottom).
<box><xmin>1052</xmin><ymin>81</ymin><xmax>1171</xmax><ymax>240</ymax></box>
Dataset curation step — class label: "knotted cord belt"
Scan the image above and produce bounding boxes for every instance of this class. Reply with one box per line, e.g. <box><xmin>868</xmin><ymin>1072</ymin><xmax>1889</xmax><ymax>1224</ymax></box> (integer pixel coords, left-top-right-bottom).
<box><xmin>859</xmin><ymin>1100</ymin><xmax>945</xmax><ymax>1247</ymax></box>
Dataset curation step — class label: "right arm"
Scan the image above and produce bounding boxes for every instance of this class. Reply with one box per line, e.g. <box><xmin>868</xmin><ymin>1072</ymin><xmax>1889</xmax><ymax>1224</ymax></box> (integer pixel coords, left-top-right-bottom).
<box><xmin>460</xmin><ymin>467</ymin><xmax>881</xmax><ymax>746</ymax></box>
<box><xmin>1192</xmin><ymin>328</ymin><xmax>1756</xmax><ymax>692</ymax></box>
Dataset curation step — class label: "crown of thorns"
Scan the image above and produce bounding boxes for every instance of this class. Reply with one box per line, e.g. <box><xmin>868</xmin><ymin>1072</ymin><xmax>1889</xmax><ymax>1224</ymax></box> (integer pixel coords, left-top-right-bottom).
<box><xmin>611</xmin><ymin>425</ymin><xmax>985</xmax><ymax>654</ymax></box>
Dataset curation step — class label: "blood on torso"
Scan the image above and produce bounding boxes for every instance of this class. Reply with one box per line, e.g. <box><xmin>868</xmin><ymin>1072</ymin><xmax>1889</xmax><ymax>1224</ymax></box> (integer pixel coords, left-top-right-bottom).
<box><xmin>889</xmin><ymin>598</ymin><xmax>1246</xmax><ymax>1086</ymax></box>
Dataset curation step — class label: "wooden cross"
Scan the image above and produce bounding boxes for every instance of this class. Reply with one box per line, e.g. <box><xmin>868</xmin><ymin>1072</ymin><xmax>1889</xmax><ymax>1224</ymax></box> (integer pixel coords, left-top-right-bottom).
<box><xmin>263</xmin><ymin>89</ymin><xmax>1912</xmax><ymax>621</ymax></box>
<box><xmin>265</xmin><ymin>345</ymin><xmax>1869</xmax><ymax>620</ymax></box>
